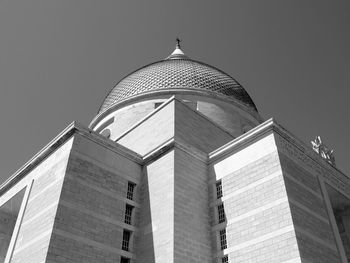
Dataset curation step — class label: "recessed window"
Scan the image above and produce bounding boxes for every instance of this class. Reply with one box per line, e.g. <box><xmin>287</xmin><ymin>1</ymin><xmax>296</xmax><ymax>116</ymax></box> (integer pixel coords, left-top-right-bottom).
<box><xmin>216</xmin><ymin>180</ymin><xmax>222</xmax><ymax>199</ymax></box>
<box><xmin>217</xmin><ymin>203</ymin><xmax>226</xmax><ymax>223</ymax></box>
<box><xmin>219</xmin><ymin>229</ymin><xmax>227</xmax><ymax>250</ymax></box>
<box><xmin>124</xmin><ymin>204</ymin><xmax>134</xmax><ymax>225</ymax></box>
<box><xmin>120</xmin><ymin>257</ymin><xmax>130</xmax><ymax>263</ymax></box>
<box><xmin>154</xmin><ymin>102</ymin><xmax>163</xmax><ymax>109</ymax></box>
<box><xmin>122</xmin><ymin>230</ymin><xmax>131</xmax><ymax>251</ymax></box>
<box><xmin>127</xmin><ymin>182</ymin><xmax>136</xmax><ymax>200</ymax></box>
<box><xmin>222</xmin><ymin>255</ymin><xmax>228</xmax><ymax>263</ymax></box>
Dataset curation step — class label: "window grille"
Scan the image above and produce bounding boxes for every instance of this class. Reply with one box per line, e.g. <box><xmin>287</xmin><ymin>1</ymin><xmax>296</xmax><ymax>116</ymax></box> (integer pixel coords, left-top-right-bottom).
<box><xmin>120</xmin><ymin>257</ymin><xmax>130</xmax><ymax>263</ymax></box>
<box><xmin>127</xmin><ymin>182</ymin><xmax>136</xmax><ymax>200</ymax></box>
<box><xmin>216</xmin><ymin>180</ymin><xmax>222</xmax><ymax>199</ymax></box>
<box><xmin>217</xmin><ymin>204</ymin><xmax>226</xmax><ymax>223</ymax></box>
<box><xmin>125</xmin><ymin>204</ymin><xmax>133</xmax><ymax>225</ymax></box>
<box><xmin>222</xmin><ymin>255</ymin><xmax>228</xmax><ymax>263</ymax></box>
<box><xmin>122</xmin><ymin>230</ymin><xmax>131</xmax><ymax>251</ymax></box>
<box><xmin>154</xmin><ymin>102</ymin><xmax>163</xmax><ymax>109</ymax></box>
<box><xmin>219</xmin><ymin>229</ymin><xmax>227</xmax><ymax>250</ymax></box>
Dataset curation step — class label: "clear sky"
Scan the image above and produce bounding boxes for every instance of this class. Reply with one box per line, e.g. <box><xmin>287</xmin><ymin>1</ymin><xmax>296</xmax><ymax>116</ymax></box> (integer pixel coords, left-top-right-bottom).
<box><xmin>0</xmin><ymin>0</ymin><xmax>349</xmax><ymax>183</ymax></box>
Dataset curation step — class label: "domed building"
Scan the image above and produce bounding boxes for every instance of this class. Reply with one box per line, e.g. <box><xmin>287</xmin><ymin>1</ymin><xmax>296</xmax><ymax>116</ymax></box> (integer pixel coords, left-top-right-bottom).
<box><xmin>90</xmin><ymin>41</ymin><xmax>262</xmax><ymax>140</ymax></box>
<box><xmin>0</xmin><ymin>42</ymin><xmax>350</xmax><ymax>263</ymax></box>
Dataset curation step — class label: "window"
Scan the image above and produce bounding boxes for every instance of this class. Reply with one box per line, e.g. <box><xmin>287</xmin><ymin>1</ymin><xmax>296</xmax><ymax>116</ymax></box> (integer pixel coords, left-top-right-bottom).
<box><xmin>222</xmin><ymin>255</ymin><xmax>228</xmax><ymax>263</ymax></box>
<box><xmin>122</xmin><ymin>230</ymin><xmax>131</xmax><ymax>251</ymax></box>
<box><xmin>120</xmin><ymin>257</ymin><xmax>130</xmax><ymax>263</ymax></box>
<box><xmin>154</xmin><ymin>102</ymin><xmax>163</xmax><ymax>109</ymax></box>
<box><xmin>216</xmin><ymin>180</ymin><xmax>222</xmax><ymax>199</ymax></box>
<box><xmin>219</xmin><ymin>229</ymin><xmax>227</xmax><ymax>250</ymax></box>
<box><xmin>124</xmin><ymin>204</ymin><xmax>134</xmax><ymax>225</ymax></box>
<box><xmin>127</xmin><ymin>182</ymin><xmax>136</xmax><ymax>200</ymax></box>
<box><xmin>217</xmin><ymin>204</ymin><xmax>226</xmax><ymax>223</ymax></box>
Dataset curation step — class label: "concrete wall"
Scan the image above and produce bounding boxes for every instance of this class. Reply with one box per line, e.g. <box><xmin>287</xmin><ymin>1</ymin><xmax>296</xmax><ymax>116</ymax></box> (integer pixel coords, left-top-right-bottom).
<box><xmin>0</xmin><ymin>128</ymin><xmax>142</xmax><ymax>263</ymax></box>
<box><xmin>210</xmin><ymin>129</ymin><xmax>349</xmax><ymax>263</ymax></box>
<box><xmin>174</xmin><ymin>100</ymin><xmax>233</xmax><ymax>153</ymax></box>
<box><xmin>137</xmin><ymin>150</ymin><xmax>175</xmax><ymax>263</ymax></box>
<box><xmin>46</xmin><ymin>134</ymin><xmax>141</xmax><ymax>263</ymax></box>
<box><xmin>197</xmin><ymin>100</ymin><xmax>255</xmax><ymax>137</ymax></box>
<box><xmin>174</xmin><ymin>148</ymin><xmax>212</xmax><ymax>262</ymax></box>
<box><xmin>136</xmin><ymin>147</ymin><xmax>212</xmax><ymax>263</ymax></box>
<box><xmin>117</xmin><ymin>98</ymin><xmax>235</xmax><ymax>157</ymax></box>
<box><xmin>0</xmin><ymin>211</ymin><xmax>17</xmax><ymax>262</ymax></box>
<box><xmin>117</xmin><ymin>100</ymin><xmax>175</xmax><ymax>156</ymax></box>
<box><xmin>94</xmin><ymin>99</ymin><xmax>167</xmax><ymax>140</ymax></box>
<box><xmin>210</xmin><ymin>133</ymin><xmax>301</xmax><ymax>263</ymax></box>
<box><xmin>275</xmin><ymin>133</ymin><xmax>345</xmax><ymax>263</ymax></box>
<box><xmin>9</xmin><ymin>138</ymin><xmax>74</xmax><ymax>263</ymax></box>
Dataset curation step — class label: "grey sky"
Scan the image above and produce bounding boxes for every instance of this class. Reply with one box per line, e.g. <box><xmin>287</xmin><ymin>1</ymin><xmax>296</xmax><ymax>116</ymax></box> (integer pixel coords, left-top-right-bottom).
<box><xmin>0</xmin><ymin>0</ymin><xmax>349</xmax><ymax>183</ymax></box>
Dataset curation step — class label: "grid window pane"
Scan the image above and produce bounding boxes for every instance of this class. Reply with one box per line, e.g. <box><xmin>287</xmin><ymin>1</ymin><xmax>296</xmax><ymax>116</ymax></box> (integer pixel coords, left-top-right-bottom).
<box><xmin>125</xmin><ymin>204</ymin><xmax>134</xmax><ymax>225</ymax></box>
<box><xmin>222</xmin><ymin>255</ymin><xmax>228</xmax><ymax>263</ymax></box>
<box><xmin>217</xmin><ymin>204</ymin><xmax>226</xmax><ymax>223</ymax></box>
<box><xmin>122</xmin><ymin>230</ymin><xmax>131</xmax><ymax>251</ymax></box>
<box><xmin>216</xmin><ymin>180</ymin><xmax>222</xmax><ymax>199</ymax></box>
<box><xmin>219</xmin><ymin>229</ymin><xmax>227</xmax><ymax>250</ymax></box>
<box><xmin>120</xmin><ymin>257</ymin><xmax>130</xmax><ymax>263</ymax></box>
<box><xmin>127</xmin><ymin>182</ymin><xmax>136</xmax><ymax>200</ymax></box>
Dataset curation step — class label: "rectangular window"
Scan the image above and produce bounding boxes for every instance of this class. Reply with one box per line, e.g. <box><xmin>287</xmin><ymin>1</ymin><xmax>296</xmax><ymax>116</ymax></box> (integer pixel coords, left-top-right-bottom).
<box><xmin>222</xmin><ymin>255</ymin><xmax>228</xmax><ymax>263</ymax></box>
<box><xmin>216</xmin><ymin>180</ymin><xmax>222</xmax><ymax>199</ymax></box>
<box><xmin>217</xmin><ymin>203</ymin><xmax>226</xmax><ymax>223</ymax></box>
<box><xmin>122</xmin><ymin>230</ymin><xmax>131</xmax><ymax>251</ymax></box>
<box><xmin>124</xmin><ymin>204</ymin><xmax>134</xmax><ymax>225</ymax></box>
<box><xmin>219</xmin><ymin>229</ymin><xmax>227</xmax><ymax>250</ymax></box>
<box><xmin>154</xmin><ymin>102</ymin><xmax>163</xmax><ymax>109</ymax></box>
<box><xmin>120</xmin><ymin>257</ymin><xmax>130</xmax><ymax>263</ymax></box>
<box><xmin>127</xmin><ymin>182</ymin><xmax>136</xmax><ymax>200</ymax></box>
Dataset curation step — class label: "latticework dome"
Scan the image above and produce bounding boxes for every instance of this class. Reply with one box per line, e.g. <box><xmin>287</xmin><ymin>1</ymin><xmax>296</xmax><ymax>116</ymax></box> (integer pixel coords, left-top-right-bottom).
<box><xmin>98</xmin><ymin>44</ymin><xmax>257</xmax><ymax>114</ymax></box>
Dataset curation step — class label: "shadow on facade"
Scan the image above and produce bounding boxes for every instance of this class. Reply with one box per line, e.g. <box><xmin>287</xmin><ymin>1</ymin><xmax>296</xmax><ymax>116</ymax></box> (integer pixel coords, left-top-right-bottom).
<box><xmin>135</xmin><ymin>169</ymin><xmax>155</xmax><ymax>262</ymax></box>
<box><xmin>0</xmin><ymin>188</ymin><xmax>26</xmax><ymax>263</ymax></box>
<box><xmin>326</xmin><ymin>184</ymin><xmax>350</xmax><ymax>261</ymax></box>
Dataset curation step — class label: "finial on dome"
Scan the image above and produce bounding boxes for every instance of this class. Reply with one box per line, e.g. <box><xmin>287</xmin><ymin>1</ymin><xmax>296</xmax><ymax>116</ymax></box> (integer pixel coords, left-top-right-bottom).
<box><xmin>176</xmin><ymin>37</ymin><xmax>181</xmax><ymax>49</ymax></box>
<box><xmin>165</xmin><ymin>37</ymin><xmax>189</xmax><ymax>60</ymax></box>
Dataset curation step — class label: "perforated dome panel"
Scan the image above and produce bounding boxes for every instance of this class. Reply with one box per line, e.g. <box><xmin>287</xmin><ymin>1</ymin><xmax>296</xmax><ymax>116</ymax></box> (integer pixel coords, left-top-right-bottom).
<box><xmin>99</xmin><ymin>58</ymin><xmax>257</xmax><ymax>114</ymax></box>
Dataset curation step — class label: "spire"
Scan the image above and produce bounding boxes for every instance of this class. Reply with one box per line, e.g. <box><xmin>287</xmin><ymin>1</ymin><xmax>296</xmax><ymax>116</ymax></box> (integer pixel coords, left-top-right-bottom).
<box><xmin>176</xmin><ymin>37</ymin><xmax>181</xmax><ymax>49</ymax></box>
<box><xmin>165</xmin><ymin>38</ymin><xmax>189</xmax><ymax>60</ymax></box>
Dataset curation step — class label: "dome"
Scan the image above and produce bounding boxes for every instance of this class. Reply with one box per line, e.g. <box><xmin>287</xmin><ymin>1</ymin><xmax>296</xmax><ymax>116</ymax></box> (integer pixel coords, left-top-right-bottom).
<box><xmin>98</xmin><ymin>43</ymin><xmax>257</xmax><ymax>114</ymax></box>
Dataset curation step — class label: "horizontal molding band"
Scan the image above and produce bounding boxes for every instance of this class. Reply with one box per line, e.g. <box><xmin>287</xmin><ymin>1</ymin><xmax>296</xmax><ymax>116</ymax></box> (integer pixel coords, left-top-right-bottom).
<box><xmin>212</xmin><ymin>197</ymin><xmax>289</xmax><ymax>231</ymax></box>
<box><xmin>53</xmin><ymin>228</ymin><xmax>135</xmax><ymax>259</ymax></box>
<box><xmin>60</xmin><ymin>200</ymin><xmax>137</xmax><ymax>232</ymax></box>
<box><xmin>219</xmin><ymin>225</ymin><xmax>295</xmax><ymax>255</ymax></box>
<box><xmin>66</xmin><ymin>176</ymin><xmax>140</xmax><ymax>208</ymax></box>
<box><xmin>211</xmin><ymin>170</ymin><xmax>283</xmax><ymax>207</ymax></box>
<box><xmin>294</xmin><ymin>226</ymin><xmax>337</xmax><ymax>251</ymax></box>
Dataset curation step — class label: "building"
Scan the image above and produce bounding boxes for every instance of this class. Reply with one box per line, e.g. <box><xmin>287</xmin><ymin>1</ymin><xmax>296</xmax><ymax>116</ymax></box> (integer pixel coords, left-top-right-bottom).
<box><xmin>0</xmin><ymin>42</ymin><xmax>350</xmax><ymax>263</ymax></box>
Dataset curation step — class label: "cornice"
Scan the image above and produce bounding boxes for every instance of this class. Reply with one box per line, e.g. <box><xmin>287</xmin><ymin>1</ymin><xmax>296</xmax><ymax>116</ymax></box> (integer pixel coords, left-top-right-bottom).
<box><xmin>209</xmin><ymin>117</ymin><xmax>350</xmax><ymax>196</ymax></box>
<box><xmin>0</xmin><ymin>122</ymin><xmax>142</xmax><ymax>196</ymax></box>
<box><xmin>142</xmin><ymin>138</ymin><xmax>208</xmax><ymax>166</ymax></box>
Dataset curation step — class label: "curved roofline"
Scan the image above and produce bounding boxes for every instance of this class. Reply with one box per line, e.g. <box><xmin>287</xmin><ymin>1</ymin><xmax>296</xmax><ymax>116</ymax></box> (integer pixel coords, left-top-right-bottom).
<box><xmin>90</xmin><ymin>88</ymin><xmax>263</xmax><ymax>129</ymax></box>
<box><xmin>97</xmin><ymin>58</ymin><xmax>258</xmax><ymax>114</ymax></box>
